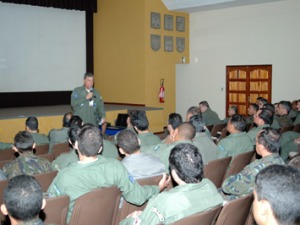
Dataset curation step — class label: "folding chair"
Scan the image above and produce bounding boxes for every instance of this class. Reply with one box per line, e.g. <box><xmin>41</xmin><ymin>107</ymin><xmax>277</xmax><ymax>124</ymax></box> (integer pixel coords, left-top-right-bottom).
<box><xmin>211</xmin><ymin>124</ymin><xmax>227</xmax><ymax>139</ymax></box>
<box><xmin>39</xmin><ymin>153</ymin><xmax>54</xmax><ymax>162</ymax></box>
<box><xmin>34</xmin><ymin>170</ymin><xmax>58</xmax><ymax>192</ymax></box>
<box><xmin>293</xmin><ymin>123</ymin><xmax>300</xmax><ymax>133</ymax></box>
<box><xmin>35</xmin><ymin>144</ymin><xmax>49</xmax><ymax>155</ymax></box>
<box><xmin>52</xmin><ymin>142</ymin><xmax>70</xmax><ymax>159</ymax></box>
<box><xmin>204</xmin><ymin>157</ymin><xmax>232</xmax><ymax>188</ymax></box>
<box><xmin>0</xmin><ymin>148</ymin><xmax>16</xmax><ymax>161</ymax></box>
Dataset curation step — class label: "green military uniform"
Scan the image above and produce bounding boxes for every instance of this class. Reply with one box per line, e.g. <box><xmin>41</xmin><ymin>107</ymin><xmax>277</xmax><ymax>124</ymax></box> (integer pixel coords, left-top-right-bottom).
<box><xmin>71</xmin><ymin>86</ymin><xmax>105</xmax><ymax>126</ymax></box>
<box><xmin>222</xmin><ymin>153</ymin><xmax>284</xmax><ymax>196</ymax></box>
<box><xmin>3</xmin><ymin>152</ymin><xmax>52</xmax><ymax>179</ymax></box>
<box><xmin>0</xmin><ymin>142</ymin><xmax>12</xmax><ymax>150</ymax></box>
<box><xmin>245</xmin><ymin>116</ymin><xmax>254</xmax><ymax>125</ymax></box>
<box><xmin>138</xmin><ymin>133</ymin><xmax>161</xmax><ymax>147</ymax></box>
<box><xmin>247</xmin><ymin>124</ymin><xmax>270</xmax><ymax>144</ymax></box>
<box><xmin>202</xmin><ymin>108</ymin><xmax>221</xmax><ymax>126</ymax></box>
<box><xmin>142</xmin><ymin>140</ymin><xmax>192</xmax><ymax>173</ymax></box>
<box><xmin>270</xmin><ymin>117</ymin><xmax>281</xmax><ymax>129</ymax></box>
<box><xmin>294</xmin><ymin>114</ymin><xmax>300</xmax><ymax>124</ymax></box>
<box><xmin>217</xmin><ymin>132</ymin><xmax>254</xmax><ymax>159</ymax></box>
<box><xmin>280</xmin><ymin>131</ymin><xmax>300</xmax><ymax>161</ymax></box>
<box><xmin>21</xmin><ymin>218</ymin><xmax>45</xmax><ymax>225</ymax></box>
<box><xmin>289</xmin><ymin>109</ymin><xmax>298</xmax><ymax>120</ymax></box>
<box><xmin>276</xmin><ymin>114</ymin><xmax>293</xmax><ymax>128</ymax></box>
<box><xmin>120</xmin><ymin>179</ymin><xmax>223</xmax><ymax>225</ymax></box>
<box><xmin>102</xmin><ymin>139</ymin><xmax>119</xmax><ymax>158</ymax></box>
<box><xmin>193</xmin><ymin>133</ymin><xmax>218</xmax><ymax>164</ymax></box>
<box><xmin>31</xmin><ymin>133</ymin><xmax>49</xmax><ymax>145</ymax></box>
<box><xmin>48</xmin><ymin>127</ymin><xmax>69</xmax><ymax>153</ymax></box>
<box><xmin>51</xmin><ymin>149</ymin><xmax>77</xmax><ymax>171</ymax></box>
<box><xmin>47</xmin><ymin>156</ymin><xmax>159</xmax><ymax>223</ymax></box>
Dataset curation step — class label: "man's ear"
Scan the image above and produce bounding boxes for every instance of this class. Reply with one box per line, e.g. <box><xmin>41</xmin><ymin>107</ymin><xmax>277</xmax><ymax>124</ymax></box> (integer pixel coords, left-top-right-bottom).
<box><xmin>138</xmin><ymin>138</ymin><xmax>141</xmax><ymax>146</ymax></box>
<box><xmin>119</xmin><ymin>147</ymin><xmax>125</xmax><ymax>155</ymax></box>
<box><xmin>74</xmin><ymin>141</ymin><xmax>79</xmax><ymax>150</ymax></box>
<box><xmin>12</xmin><ymin>146</ymin><xmax>19</xmax><ymax>153</ymax></box>
<box><xmin>97</xmin><ymin>146</ymin><xmax>103</xmax><ymax>154</ymax></box>
<box><xmin>1</xmin><ymin>204</ymin><xmax>8</xmax><ymax>216</ymax></box>
<box><xmin>32</xmin><ymin>143</ymin><xmax>36</xmax><ymax>150</ymax></box>
<box><xmin>41</xmin><ymin>199</ymin><xmax>46</xmax><ymax>210</ymax></box>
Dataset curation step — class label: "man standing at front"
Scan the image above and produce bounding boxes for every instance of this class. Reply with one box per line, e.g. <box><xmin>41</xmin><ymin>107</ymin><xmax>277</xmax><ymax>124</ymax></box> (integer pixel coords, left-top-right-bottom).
<box><xmin>71</xmin><ymin>72</ymin><xmax>106</xmax><ymax>134</ymax></box>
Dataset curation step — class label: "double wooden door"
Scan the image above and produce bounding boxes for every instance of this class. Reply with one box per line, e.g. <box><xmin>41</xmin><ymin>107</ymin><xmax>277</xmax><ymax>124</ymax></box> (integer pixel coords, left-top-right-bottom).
<box><xmin>226</xmin><ymin>65</ymin><xmax>272</xmax><ymax>116</ymax></box>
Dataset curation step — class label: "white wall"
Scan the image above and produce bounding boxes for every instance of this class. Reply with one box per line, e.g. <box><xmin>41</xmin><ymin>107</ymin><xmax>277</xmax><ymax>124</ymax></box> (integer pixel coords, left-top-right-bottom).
<box><xmin>0</xmin><ymin>3</ymin><xmax>86</xmax><ymax>92</ymax></box>
<box><xmin>176</xmin><ymin>0</ymin><xmax>300</xmax><ymax>119</ymax></box>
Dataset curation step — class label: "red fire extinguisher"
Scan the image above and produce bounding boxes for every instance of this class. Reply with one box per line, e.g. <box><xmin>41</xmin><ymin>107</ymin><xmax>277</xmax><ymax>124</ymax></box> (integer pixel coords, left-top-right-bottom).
<box><xmin>159</xmin><ymin>79</ymin><xmax>165</xmax><ymax>103</ymax></box>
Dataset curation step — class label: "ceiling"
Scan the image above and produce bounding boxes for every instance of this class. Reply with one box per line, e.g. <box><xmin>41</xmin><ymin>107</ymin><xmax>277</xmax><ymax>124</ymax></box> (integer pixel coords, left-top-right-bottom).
<box><xmin>161</xmin><ymin>0</ymin><xmax>285</xmax><ymax>13</ymax></box>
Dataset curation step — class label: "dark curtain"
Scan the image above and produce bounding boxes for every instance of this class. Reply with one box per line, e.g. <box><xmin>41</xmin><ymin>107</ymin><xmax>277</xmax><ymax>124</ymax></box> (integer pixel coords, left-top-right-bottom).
<box><xmin>0</xmin><ymin>0</ymin><xmax>97</xmax><ymax>12</ymax></box>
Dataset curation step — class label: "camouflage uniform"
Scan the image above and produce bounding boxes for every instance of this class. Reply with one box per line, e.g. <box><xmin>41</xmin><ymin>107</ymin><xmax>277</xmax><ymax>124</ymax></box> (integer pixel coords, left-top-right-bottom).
<box><xmin>31</xmin><ymin>133</ymin><xmax>49</xmax><ymax>145</ymax></box>
<box><xmin>71</xmin><ymin>86</ymin><xmax>105</xmax><ymax>126</ymax></box>
<box><xmin>222</xmin><ymin>153</ymin><xmax>284</xmax><ymax>196</ymax></box>
<box><xmin>202</xmin><ymin>108</ymin><xmax>221</xmax><ymax>126</ymax></box>
<box><xmin>276</xmin><ymin>114</ymin><xmax>293</xmax><ymax>128</ymax></box>
<box><xmin>120</xmin><ymin>179</ymin><xmax>223</xmax><ymax>225</ymax></box>
<box><xmin>3</xmin><ymin>152</ymin><xmax>52</xmax><ymax>179</ymax></box>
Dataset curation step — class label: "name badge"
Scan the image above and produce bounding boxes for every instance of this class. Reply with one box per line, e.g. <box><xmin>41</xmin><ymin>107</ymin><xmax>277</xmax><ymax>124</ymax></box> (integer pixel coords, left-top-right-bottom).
<box><xmin>89</xmin><ymin>100</ymin><xmax>94</xmax><ymax>106</ymax></box>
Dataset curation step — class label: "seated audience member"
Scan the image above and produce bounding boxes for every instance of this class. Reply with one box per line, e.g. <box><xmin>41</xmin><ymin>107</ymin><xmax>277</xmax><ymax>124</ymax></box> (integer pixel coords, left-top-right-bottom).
<box><xmin>51</xmin><ymin>125</ymin><xmax>80</xmax><ymax>171</ymax></box>
<box><xmin>222</xmin><ymin>128</ymin><xmax>284</xmax><ymax>198</ymax></box>
<box><xmin>47</xmin><ymin>125</ymin><xmax>170</xmax><ymax>223</ymax></box>
<box><xmin>246</xmin><ymin>103</ymin><xmax>259</xmax><ymax>124</ymax></box>
<box><xmin>0</xmin><ymin>142</ymin><xmax>13</xmax><ymax>150</ymax></box>
<box><xmin>120</xmin><ymin>143</ymin><xmax>223</xmax><ymax>225</ymax></box>
<box><xmin>1</xmin><ymin>175</ymin><xmax>46</xmax><ymax>225</ymax></box>
<box><xmin>280</xmin><ymin>132</ymin><xmax>300</xmax><ymax>161</ymax></box>
<box><xmin>218</xmin><ymin>114</ymin><xmax>253</xmax><ymax>159</ymax></box>
<box><xmin>199</xmin><ymin>101</ymin><xmax>221</xmax><ymax>126</ymax></box>
<box><xmin>253</xmin><ymin>165</ymin><xmax>300</xmax><ymax>225</ymax></box>
<box><xmin>189</xmin><ymin>114</ymin><xmax>218</xmax><ymax>163</ymax></box>
<box><xmin>288</xmin><ymin>154</ymin><xmax>300</xmax><ymax>170</ymax></box>
<box><xmin>163</xmin><ymin>113</ymin><xmax>182</xmax><ymax>144</ymax></box>
<box><xmin>69</xmin><ymin>115</ymin><xmax>83</xmax><ymax>127</ymax></box>
<box><xmin>3</xmin><ymin>131</ymin><xmax>52</xmax><ymax>179</ymax></box>
<box><xmin>262</xmin><ymin>103</ymin><xmax>280</xmax><ymax>129</ymax></box>
<box><xmin>247</xmin><ymin>108</ymin><xmax>273</xmax><ymax>144</ymax></box>
<box><xmin>185</xmin><ymin>106</ymin><xmax>201</xmax><ymax>122</ymax></box>
<box><xmin>117</xmin><ymin>129</ymin><xmax>165</xmax><ymax>179</ymax></box>
<box><xmin>288</xmin><ymin>99</ymin><xmax>298</xmax><ymax>120</ymax></box>
<box><xmin>275</xmin><ymin>101</ymin><xmax>293</xmax><ymax>128</ymax></box>
<box><xmin>256</xmin><ymin>97</ymin><xmax>268</xmax><ymax>109</ymax></box>
<box><xmin>223</xmin><ymin>105</ymin><xmax>238</xmax><ymax>123</ymax></box>
<box><xmin>25</xmin><ymin>116</ymin><xmax>49</xmax><ymax>145</ymax></box>
<box><xmin>130</xmin><ymin>110</ymin><xmax>161</xmax><ymax>146</ymax></box>
<box><xmin>48</xmin><ymin>112</ymin><xmax>73</xmax><ymax>153</ymax></box>
<box><xmin>143</xmin><ymin>122</ymin><xmax>196</xmax><ymax>171</ymax></box>
<box><xmin>293</xmin><ymin>99</ymin><xmax>300</xmax><ymax>124</ymax></box>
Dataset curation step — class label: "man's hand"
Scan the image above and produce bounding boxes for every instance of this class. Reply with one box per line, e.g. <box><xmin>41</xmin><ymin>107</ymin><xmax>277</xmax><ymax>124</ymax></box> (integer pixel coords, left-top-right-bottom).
<box><xmin>158</xmin><ymin>173</ymin><xmax>171</xmax><ymax>192</ymax></box>
<box><xmin>86</xmin><ymin>92</ymin><xmax>93</xmax><ymax>100</ymax></box>
<box><xmin>126</xmin><ymin>210</ymin><xmax>142</xmax><ymax>219</ymax></box>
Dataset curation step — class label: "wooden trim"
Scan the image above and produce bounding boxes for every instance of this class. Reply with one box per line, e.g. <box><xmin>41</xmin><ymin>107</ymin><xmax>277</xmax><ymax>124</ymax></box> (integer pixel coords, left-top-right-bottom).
<box><xmin>104</xmin><ymin>102</ymin><xmax>145</xmax><ymax>107</ymax></box>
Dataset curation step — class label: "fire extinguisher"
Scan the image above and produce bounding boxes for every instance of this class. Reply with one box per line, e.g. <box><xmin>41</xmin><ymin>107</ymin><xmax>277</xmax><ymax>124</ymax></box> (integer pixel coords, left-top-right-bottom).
<box><xmin>159</xmin><ymin>79</ymin><xmax>165</xmax><ymax>103</ymax></box>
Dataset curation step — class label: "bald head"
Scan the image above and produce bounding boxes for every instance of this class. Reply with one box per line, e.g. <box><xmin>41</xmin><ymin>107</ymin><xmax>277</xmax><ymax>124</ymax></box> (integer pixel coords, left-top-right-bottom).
<box><xmin>175</xmin><ymin>122</ymin><xmax>196</xmax><ymax>141</ymax></box>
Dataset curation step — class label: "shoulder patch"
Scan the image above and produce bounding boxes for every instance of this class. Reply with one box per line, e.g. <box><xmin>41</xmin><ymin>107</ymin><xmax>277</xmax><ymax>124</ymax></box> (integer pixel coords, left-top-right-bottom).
<box><xmin>73</xmin><ymin>92</ymin><xmax>78</xmax><ymax>99</ymax></box>
<box><xmin>153</xmin><ymin>145</ymin><xmax>160</xmax><ymax>151</ymax></box>
<box><xmin>218</xmin><ymin>145</ymin><xmax>225</xmax><ymax>151</ymax></box>
<box><xmin>129</xmin><ymin>175</ymin><xmax>135</xmax><ymax>183</ymax></box>
<box><xmin>151</xmin><ymin>207</ymin><xmax>165</xmax><ymax>222</ymax></box>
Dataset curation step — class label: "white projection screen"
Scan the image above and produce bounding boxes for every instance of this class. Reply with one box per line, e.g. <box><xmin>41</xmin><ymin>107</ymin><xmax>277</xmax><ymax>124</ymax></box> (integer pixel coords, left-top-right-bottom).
<box><xmin>0</xmin><ymin>2</ymin><xmax>86</xmax><ymax>93</ymax></box>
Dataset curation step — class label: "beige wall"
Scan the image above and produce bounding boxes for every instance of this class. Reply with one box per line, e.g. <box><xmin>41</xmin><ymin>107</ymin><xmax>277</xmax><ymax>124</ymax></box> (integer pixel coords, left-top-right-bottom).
<box><xmin>176</xmin><ymin>0</ymin><xmax>300</xmax><ymax>119</ymax></box>
<box><xmin>94</xmin><ymin>0</ymin><xmax>189</xmax><ymax>127</ymax></box>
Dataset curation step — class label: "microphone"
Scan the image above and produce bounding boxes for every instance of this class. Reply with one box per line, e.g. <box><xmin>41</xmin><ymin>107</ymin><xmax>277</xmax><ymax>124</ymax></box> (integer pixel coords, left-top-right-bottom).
<box><xmin>89</xmin><ymin>88</ymin><xmax>93</xmax><ymax>101</ymax></box>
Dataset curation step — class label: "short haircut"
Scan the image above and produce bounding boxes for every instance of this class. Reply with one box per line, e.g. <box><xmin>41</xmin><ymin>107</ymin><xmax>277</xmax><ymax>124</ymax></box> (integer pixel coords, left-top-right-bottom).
<box><xmin>229</xmin><ymin>114</ymin><xmax>246</xmax><ymax>132</ymax></box>
<box><xmin>189</xmin><ymin>114</ymin><xmax>205</xmax><ymax>133</ymax></box>
<box><xmin>117</xmin><ymin>129</ymin><xmax>140</xmax><ymax>154</ymax></box>
<box><xmin>279</xmin><ymin>100</ymin><xmax>292</xmax><ymax>113</ymax></box>
<box><xmin>288</xmin><ymin>154</ymin><xmax>300</xmax><ymax>170</ymax></box>
<box><xmin>14</xmin><ymin>131</ymin><xmax>34</xmax><ymax>153</ymax></box>
<box><xmin>84</xmin><ymin>72</ymin><xmax>94</xmax><ymax>79</ymax></box>
<box><xmin>258</xmin><ymin>108</ymin><xmax>274</xmax><ymax>125</ymax></box>
<box><xmin>177</xmin><ymin>122</ymin><xmax>196</xmax><ymax>140</ymax></box>
<box><xmin>229</xmin><ymin>105</ymin><xmax>238</xmax><ymax>114</ymax></box>
<box><xmin>199</xmin><ymin>101</ymin><xmax>210</xmax><ymax>108</ymax></box>
<box><xmin>68</xmin><ymin>125</ymin><xmax>81</xmax><ymax>145</ymax></box>
<box><xmin>255</xmin><ymin>165</ymin><xmax>300</xmax><ymax>225</ymax></box>
<box><xmin>256</xmin><ymin>127</ymin><xmax>281</xmax><ymax>153</ymax></box>
<box><xmin>77</xmin><ymin>125</ymin><xmax>103</xmax><ymax>157</ymax></box>
<box><xmin>249</xmin><ymin>103</ymin><xmax>259</xmax><ymax>112</ymax></box>
<box><xmin>186</xmin><ymin>106</ymin><xmax>201</xmax><ymax>116</ymax></box>
<box><xmin>130</xmin><ymin>110</ymin><xmax>149</xmax><ymax>131</ymax></box>
<box><xmin>69</xmin><ymin>115</ymin><xmax>83</xmax><ymax>127</ymax></box>
<box><xmin>257</xmin><ymin>97</ymin><xmax>268</xmax><ymax>106</ymax></box>
<box><xmin>262</xmin><ymin>103</ymin><xmax>275</xmax><ymax>114</ymax></box>
<box><xmin>169</xmin><ymin>143</ymin><xmax>203</xmax><ymax>183</ymax></box>
<box><xmin>25</xmin><ymin>116</ymin><xmax>38</xmax><ymax>131</ymax></box>
<box><xmin>168</xmin><ymin>113</ymin><xmax>182</xmax><ymax>130</ymax></box>
<box><xmin>63</xmin><ymin>112</ymin><xmax>73</xmax><ymax>128</ymax></box>
<box><xmin>4</xmin><ymin>175</ymin><xmax>43</xmax><ymax>221</ymax></box>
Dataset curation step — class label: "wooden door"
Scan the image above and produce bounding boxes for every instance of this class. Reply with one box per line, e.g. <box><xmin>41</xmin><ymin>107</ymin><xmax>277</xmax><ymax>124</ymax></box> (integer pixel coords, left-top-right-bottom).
<box><xmin>226</xmin><ymin>65</ymin><xmax>272</xmax><ymax>116</ymax></box>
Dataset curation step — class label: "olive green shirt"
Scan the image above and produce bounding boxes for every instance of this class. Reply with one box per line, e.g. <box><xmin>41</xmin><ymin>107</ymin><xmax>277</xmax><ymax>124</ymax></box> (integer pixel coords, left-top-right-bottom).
<box><xmin>193</xmin><ymin>132</ymin><xmax>218</xmax><ymax>164</ymax></box>
<box><xmin>120</xmin><ymin>179</ymin><xmax>223</xmax><ymax>225</ymax></box>
<box><xmin>138</xmin><ymin>132</ymin><xmax>161</xmax><ymax>147</ymax></box>
<box><xmin>51</xmin><ymin>149</ymin><xmax>77</xmax><ymax>171</ymax></box>
<box><xmin>202</xmin><ymin>108</ymin><xmax>221</xmax><ymax>126</ymax></box>
<box><xmin>101</xmin><ymin>139</ymin><xmax>119</xmax><ymax>158</ymax></box>
<box><xmin>31</xmin><ymin>133</ymin><xmax>49</xmax><ymax>145</ymax></box>
<box><xmin>276</xmin><ymin>114</ymin><xmax>293</xmax><ymax>128</ymax></box>
<box><xmin>0</xmin><ymin>142</ymin><xmax>12</xmax><ymax>150</ymax></box>
<box><xmin>294</xmin><ymin>114</ymin><xmax>300</xmax><ymax>125</ymax></box>
<box><xmin>47</xmin><ymin>156</ymin><xmax>159</xmax><ymax>223</ymax></box>
<box><xmin>48</xmin><ymin>127</ymin><xmax>69</xmax><ymax>153</ymax></box>
<box><xmin>71</xmin><ymin>86</ymin><xmax>106</xmax><ymax>126</ymax></box>
<box><xmin>280</xmin><ymin>131</ymin><xmax>300</xmax><ymax>161</ymax></box>
<box><xmin>247</xmin><ymin>124</ymin><xmax>270</xmax><ymax>144</ymax></box>
<box><xmin>217</xmin><ymin>132</ymin><xmax>254</xmax><ymax>159</ymax></box>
